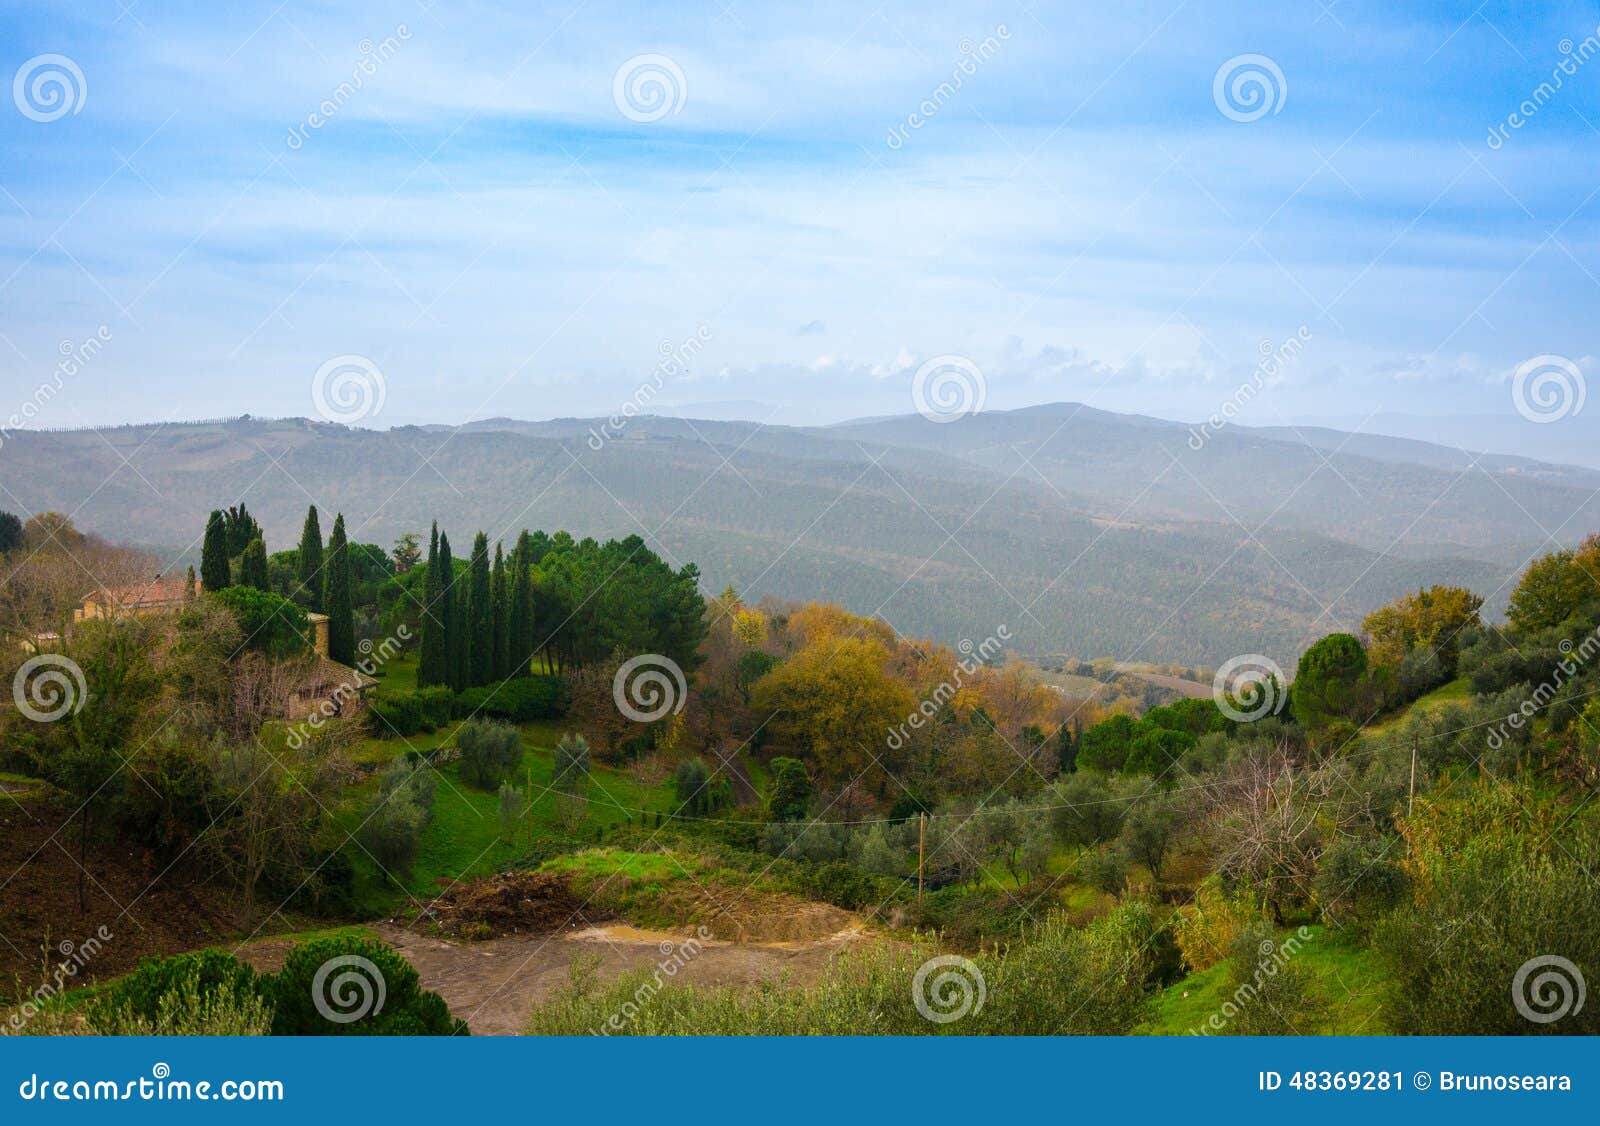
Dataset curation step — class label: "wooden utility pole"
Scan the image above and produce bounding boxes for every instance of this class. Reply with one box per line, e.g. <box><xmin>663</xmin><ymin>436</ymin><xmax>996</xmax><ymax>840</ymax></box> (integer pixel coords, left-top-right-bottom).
<box><xmin>918</xmin><ymin>812</ymin><xmax>926</xmax><ymax>903</ymax></box>
<box><xmin>1407</xmin><ymin>737</ymin><xmax>1417</xmax><ymax>816</ymax></box>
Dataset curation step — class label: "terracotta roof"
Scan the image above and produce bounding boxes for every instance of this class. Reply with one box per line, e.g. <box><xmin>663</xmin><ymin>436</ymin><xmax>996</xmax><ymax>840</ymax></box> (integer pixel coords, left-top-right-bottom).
<box><xmin>296</xmin><ymin>657</ymin><xmax>378</xmax><ymax>695</ymax></box>
<box><xmin>84</xmin><ymin>576</ymin><xmax>194</xmax><ymax>608</ymax></box>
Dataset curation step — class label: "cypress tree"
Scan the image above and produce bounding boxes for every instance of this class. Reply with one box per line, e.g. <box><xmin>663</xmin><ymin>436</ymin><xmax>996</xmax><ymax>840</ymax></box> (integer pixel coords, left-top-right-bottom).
<box><xmin>509</xmin><ymin>533</ymin><xmax>533</xmax><ymax>678</ymax></box>
<box><xmin>0</xmin><ymin>510</ymin><xmax>22</xmax><ymax>554</ymax></box>
<box><xmin>419</xmin><ymin>522</ymin><xmax>445</xmax><ymax>688</ymax></box>
<box><xmin>491</xmin><ymin>542</ymin><xmax>509</xmax><ymax>681</ymax></box>
<box><xmin>200</xmin><ymin>510</ymin><xmax>230</xmax><ymax>592</ymax></box>
<box><xmin>468</xmin><ymin>532</ymin><xmax>492</xmax><ymax>687</ymax></box>
<box><xmin>324</xmin><ymin>514</ymin><xmax>354</xmax><ymax>664</ymax></box>
<box><xmin>451</xmin><ymin>572</ymin><xmax>470</xmax><ymax>690</ymax></box>
<box><xmin>297</xmin><ymin>505</ymin><xmax>323</xmax><ymax>611</ymax></box>
<box><xmin>224</xmin><ymin>503</ymin><xmax>260</xmax><ymax>557</ymax></box>
<box><xmin>184</xmin><ymin>565</ymin><xmax>197</xmax><ymax>600</ymax></box>
<box><xmin>241</xmin><ymin>536</ymin><xmax>269</xmax><ymax>590</ymax></box>
<box><xmin>438</xmin><ymin>533</ymin><xmax>463</xmax><ymax>691</ymax></box>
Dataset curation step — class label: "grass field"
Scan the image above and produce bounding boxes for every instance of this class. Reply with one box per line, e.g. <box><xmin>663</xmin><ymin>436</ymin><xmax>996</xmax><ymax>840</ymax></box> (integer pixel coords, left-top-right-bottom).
<box><xmin>342</xmin><ymin>705</ymin><xmax>682</xmax><ymax>913</ymax></box>
<box><xmin>542</xmin><ymin>847</ymin><xmax>687</xmax><ymax>883</ymax></box>
<box><xmin>1359</xmin><ymin>676</ymin><xmax>1472</xmax><ymax>738</ymax></box>
<box><xmin>1140</xmin><ymin>925</ymin><xmax>1387</xmax><ymax>1035</ymax></box>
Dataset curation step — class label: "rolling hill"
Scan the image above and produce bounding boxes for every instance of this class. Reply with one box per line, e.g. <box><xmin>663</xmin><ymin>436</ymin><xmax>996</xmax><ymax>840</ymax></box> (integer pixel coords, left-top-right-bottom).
<box><xmin>2</xmin><ymin>404</ymin><xmax>1592</xmax><ymax>666</ymax></box>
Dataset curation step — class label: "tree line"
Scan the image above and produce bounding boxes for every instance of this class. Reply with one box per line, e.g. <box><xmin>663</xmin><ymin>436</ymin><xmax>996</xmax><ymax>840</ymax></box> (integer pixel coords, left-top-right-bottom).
<box><xmin>413</xmin><ymin>526</ymin><xmax>707</xmax><ymax>691</ymax></box>
<box><xmin>199</xmin><ymin>503</ymin><xmax>359</xmax><ymax>665</ymax></box>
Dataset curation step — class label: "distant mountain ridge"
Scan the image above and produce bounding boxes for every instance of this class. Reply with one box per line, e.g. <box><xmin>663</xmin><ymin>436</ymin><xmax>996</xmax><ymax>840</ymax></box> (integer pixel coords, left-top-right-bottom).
<box><xmin>2</xmin><ymin>404</ymin><xmax>1592</xmax><ymax>666</ymax></box>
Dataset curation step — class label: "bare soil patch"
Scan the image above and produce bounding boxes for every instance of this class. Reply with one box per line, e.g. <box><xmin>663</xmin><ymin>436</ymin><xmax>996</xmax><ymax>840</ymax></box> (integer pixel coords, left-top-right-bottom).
<box><xmin>0</xmin><ymin>796</ymin><xmax>249</xmax><ymax>990</ymax></box>
<box><xmin>682</xmin><ymin>885</ymin><xmax>857</xmax><ymax>943</ymax></box>
<box><xmin>373</xmin><ymin>919</ymin><xmax>869</xmax><ymax>1035</ymax></box>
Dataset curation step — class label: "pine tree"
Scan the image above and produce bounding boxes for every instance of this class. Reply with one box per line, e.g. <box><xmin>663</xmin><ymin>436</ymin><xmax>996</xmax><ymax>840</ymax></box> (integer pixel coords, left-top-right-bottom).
<box><xmin>438</xmin><ymin>533</ymin><xmax>463</xmax><ymax>691</ymax></box>
<box><xmin>241</xmin><ymin>536</ymin><xmax>269</xmax><ymax>590</ymax></box>
<box><xmin>200</xmin><ymin>510</ymin><xmax>230</xmax><ymax>592</ymax></box>
<box><xmin>510</xmin><ymin>531</ymin><xmax>535</xmax><ymax>677</ymax></box>
<box><xmin>419</xmin><ymin>522</ymin><xmax>445</xmax><ymax>688</ymax></box>
<box><xmin>491</xmin><ymin>542</ymin><xmax>509</xmax><ymax>681</ymax></box>
<box><xmin>468</xmin><ymin>532</ymin><xmax>492</xmax><ymax>687</ymax></box>
<box><xmin>296</xmin><ymin>505</ymin><xmax>323</xmax><ymax>611</ymax></box>
<box><xmin>324</xmin><ymin>513</ymin><xmax>354</xmax><ymax>664</ymax></box>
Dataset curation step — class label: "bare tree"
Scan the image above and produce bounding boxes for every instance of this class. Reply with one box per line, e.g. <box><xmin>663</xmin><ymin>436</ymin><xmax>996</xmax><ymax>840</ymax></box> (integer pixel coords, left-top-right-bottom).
<box><xmin>1196</xmin><ymin>741</ymin><xmax>1366</xmax><ymax>921</ymax></box>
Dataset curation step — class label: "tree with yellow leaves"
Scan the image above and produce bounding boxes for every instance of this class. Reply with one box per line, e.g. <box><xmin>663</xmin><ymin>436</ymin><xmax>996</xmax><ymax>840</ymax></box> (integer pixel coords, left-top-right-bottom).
<box><xmin>1362</xmin><ymin>584</ymin><xmax>1483</xmax><ymax>674</ymax></box>
<box><xmin>732</xmin><ymin>608</ymin><xmax>767</xmax><ymax>647</ymax></box>
<box><xmin>748</xmin><ymin>635</ymin><xmax>914</xmax><ymax>790</ymax></box>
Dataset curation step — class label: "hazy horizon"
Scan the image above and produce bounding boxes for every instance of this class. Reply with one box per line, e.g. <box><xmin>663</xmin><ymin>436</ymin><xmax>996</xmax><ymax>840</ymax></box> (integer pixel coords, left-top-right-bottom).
<box><xmin>2</xmin><ymin>2</ymin><xmax>1598</xmax><ymax>439</ymax></box>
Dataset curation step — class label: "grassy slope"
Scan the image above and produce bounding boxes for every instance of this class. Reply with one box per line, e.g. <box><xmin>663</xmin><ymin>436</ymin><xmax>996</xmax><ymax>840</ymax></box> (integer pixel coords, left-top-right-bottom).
<box><xmin>344</xmin><ymin>661</ymin><xmax>682</xmax><ymax>912</ymax></box>
<box><xmin>1140</xmin><ymin>926</ymin><xmax>1387</xmax><ymax>1035</ymax></box>
<box><xmin>1133</xmin><ymin>679</ymin><xmax>1476</xmax><ymax>1035</ymax></box>
<box><xmin>1358</xmin><ymin>676</ymin><xmax>1471</xmax><ymax>738</ymax></box>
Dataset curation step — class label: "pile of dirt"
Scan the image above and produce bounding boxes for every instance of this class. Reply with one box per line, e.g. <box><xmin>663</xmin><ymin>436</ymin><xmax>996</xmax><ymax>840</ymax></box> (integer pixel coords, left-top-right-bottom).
<box><xmin>419</xmin><ymin>871</ymin><xmax>609</xmax><ymax>939</ymax></box>
<box><xmin>655</xmin><ymin>883</ymin><xmax>859</xmax><ymax>944</ymax></box>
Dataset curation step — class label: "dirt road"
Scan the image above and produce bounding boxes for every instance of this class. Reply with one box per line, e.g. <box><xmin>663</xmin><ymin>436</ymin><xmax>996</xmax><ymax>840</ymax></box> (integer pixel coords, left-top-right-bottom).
<box><xmin>371</xmin><ymin>921</ymin><xmax>867</xmax><ymax>1035</ymax></box>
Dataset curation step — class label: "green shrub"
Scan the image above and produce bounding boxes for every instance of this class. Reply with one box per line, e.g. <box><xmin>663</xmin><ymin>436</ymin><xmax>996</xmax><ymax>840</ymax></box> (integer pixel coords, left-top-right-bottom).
<box><xmin>204</xmin><ymin>586</ymin><xmax>312</xmax><ymax>659</ymax></box>
<box><xmin>672</xmin><ymin>758</ymin><xmax>730</xmax><ymax>816</ymax></box>
<box><xmin>370</xmin><ymin>686</ymin><xmax>457</xmax><ymax>737</ymax></box>
<box><xmin>90</xmin><ymin>950</ymin><xmax>266</xmax><ymax>1034</ymax></box>
<box><xmin>359</xmin><ymin>760</ymin><xmax>434</xmax><ymax>876</ymax></box>
<box><xmin>795</xmin><ymin>860</ymin><xmax>888</xmax><ymax>910</ymax></box>
<box><xmin>91</xmin><ymin>969</ymin><xmax>272</xmax><ymax>1036</ymax></box>
<box><xmin>1216</xmin><ymin>923</ymin><xmax>1326</xmax><ymax>1035</ymax></box>
<box><xmin>1374</xmin><ymin>839</ymin><xmax>1600</xmax><ymax>1034</ymax></box>
<box><xmin>453</xmin><ymin>676</ymin><xmax>567</xmax><ymax>721</ymax></box>
<box><xmin>269</xmin><ymin>937</ymin><xmax>467</xmax><ymax>1035</ymax></box>
<box><xmin>416</xmin><ymin>685</ymin><xmax>454</xmax><ymax>728</ymax></box>
<box><xmin>456</xmin><ymin>719</ymin><xmax>522</xmax><ymax>789</ymax></box>
<box><xmin>361</xmin><ymin>791</ymin><xmax>429</xmax><ymax>875</ymax></box>
<box><xmin>1074</xmin><ymin>847</ymin><xmax>1127</xmax><ymax>894</ymax></box>
<box><xmin>369</xmin><ymin>693</ymin><xmax>423</xmax><ymax>737</ymax></box>
<box><xmin>1313</xmin><ymin>836</ymin><xmax>1405</xmax><ymax>932</ymax></box>
<box><xmin>767</xmin><ymin>756</ymin><xmax>812</xmax><ymax>821</ymax></box>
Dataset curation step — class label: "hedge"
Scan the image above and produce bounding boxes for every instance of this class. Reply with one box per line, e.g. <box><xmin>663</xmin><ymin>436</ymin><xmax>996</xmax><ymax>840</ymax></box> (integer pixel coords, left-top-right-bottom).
<box><xmin>452</xmin><ymin>676</ymin><xmax>568</xmax><ymax>721</ymax></box>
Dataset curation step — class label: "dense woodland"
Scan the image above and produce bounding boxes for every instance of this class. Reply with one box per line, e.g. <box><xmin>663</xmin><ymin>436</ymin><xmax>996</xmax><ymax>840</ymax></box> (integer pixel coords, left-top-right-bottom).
<box><xmin>1</xmin><ymin>504</ymin><xmax>1597</xmax><ymax>1036</ymax></box>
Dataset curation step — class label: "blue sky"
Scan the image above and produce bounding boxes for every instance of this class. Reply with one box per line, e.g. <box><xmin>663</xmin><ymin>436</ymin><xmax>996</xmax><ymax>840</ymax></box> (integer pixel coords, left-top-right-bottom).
<box><xmin>0</xmin><ymin>0</ymin><xmax>1597</xmax><ymax>430</ymax></box>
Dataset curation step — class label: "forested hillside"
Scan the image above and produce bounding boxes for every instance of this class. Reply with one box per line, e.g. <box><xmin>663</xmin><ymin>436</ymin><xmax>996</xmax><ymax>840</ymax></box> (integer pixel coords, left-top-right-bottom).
<box><xmin>5</xmin><ymin>407</ymin><xmax>1592</xmax><ymax>663</ymax></box>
